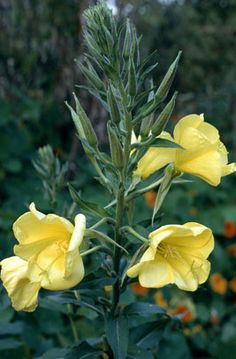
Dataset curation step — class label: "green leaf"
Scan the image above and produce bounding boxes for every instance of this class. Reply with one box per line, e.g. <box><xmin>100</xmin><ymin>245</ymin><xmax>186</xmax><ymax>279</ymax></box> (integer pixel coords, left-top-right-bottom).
<box><xmin>79</xmin><ymin>276</ymin><xmax>116</xmax><ymax>290</ymax></box>
<box><xmin>65</xmin><ymin>342</ymin><xmax>102</xmax><ymax>359</ymax></box>
<box><xmin>106</xmin><ymin>315</ymin><xmax>129</xmax><ymax>359</ymax></box>
<box><xmin>44</xmin><ymin>293</ymin><xmax>103</xmax><ymax>316</ymax></box>
<box><xmin>149</xmin><ymin>138</ymin><xmax>183</xmax><ymax>149</ymax></box>
<box><xmin>0</xmin><ymin>322</ymin><xmax>23</xmax><ymax>335</ymax></box>
<box><xmin>127</xmin><ymin>346</ymin><xmax>153</xmax><ymax>359</ymax></box>
<box><xmin>0</xmin><ymin>339</ymin><xmax>23</xmax><ymax>350</ymax></box>
<box><xmin>130</xmin><ymin>319</ymin><xmax>169</xmax><ymax>349</ymax></box>
<box><xmin>36</xmin><ymin>348</ymin><xmax>69</xmax><ymax>359</ymax></box>
<box><xmin>69</xmin><ymin>184</ymin><xmax>110</xmax><ymax>218</ymax></box>
<box><xmin>123</xmin><ymin>302</ymin><xmax>165</xmax><ymax>317</ymax></box>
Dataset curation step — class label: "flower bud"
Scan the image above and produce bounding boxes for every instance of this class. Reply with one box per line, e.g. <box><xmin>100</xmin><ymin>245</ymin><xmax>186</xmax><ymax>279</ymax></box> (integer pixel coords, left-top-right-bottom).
<box><xmin>152</xmin><ymin>92</ymin><xmax>178</xmax><ymax>136</ymax></box>
<box><xmin>72</xmin><ymin>93</ymin><xmax>98</xmax><ymax>148</ymax></box>
<box><xmin>155</xmin><ymin>51</ymin><xmax>181</xmax><ymax>103</ymax></box>
<box><xmin>107</xmin><ymin>122</ymin><xmax>124</xmax><ymax>169</ymax></box>
<box><xmin>107</xmin><ymin>83</ymin><xmax>120</xmax><ymax>124</ymax></box>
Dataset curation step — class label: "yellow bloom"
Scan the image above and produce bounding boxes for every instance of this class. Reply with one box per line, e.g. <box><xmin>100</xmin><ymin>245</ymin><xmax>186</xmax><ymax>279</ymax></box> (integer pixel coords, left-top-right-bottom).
<box><xmin>127</xmin><ymin>222</ymin><xmax>214</xmax><ymax>291</ymax></box>
<box><xmin>135</xmin><ymin>114</ymin><xmax>236</xmax><ymax>186</ymax></box>
<box><xmin>0</xmin><ymin>203</ymin><xmax>86</xmax><ymax>312</ymax></box>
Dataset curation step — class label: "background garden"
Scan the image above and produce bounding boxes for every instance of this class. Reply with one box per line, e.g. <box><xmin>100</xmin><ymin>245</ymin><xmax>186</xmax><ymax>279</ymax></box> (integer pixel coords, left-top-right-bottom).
<box><xmin>0</xmin><ymin>0</ymin><xmax>236</xmax><ymax>358</ymax></box>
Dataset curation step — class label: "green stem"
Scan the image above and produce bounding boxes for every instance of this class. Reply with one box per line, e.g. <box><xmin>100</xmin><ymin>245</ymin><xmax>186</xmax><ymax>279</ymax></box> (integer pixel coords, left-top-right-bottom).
<box><xmin>121</xmin><ymin>226</ymin><xmax>148</xmax><ymax>243</ymax></box>
<box><xmin>67</xmin><ymin>304</ymin><xmax>79</xmax><ymax>343</ymax></box>
<box><xmin>89</xmin><ymin>155</ymin><xmax>111</xmax><ymax>189</ymax></box>
<box><xmin>90</xmin><ymin>217</ymin><xmax>116</xmax><ymax>229</ymax></box>
<box><xmin>81</xmin><ymin>245</ymin><xmax>103</xmax><ymax>257</ymax></box>
<box><xmin>126</xmin><ymin>176</ymin><xmax>164</xmax><ymax>202</ymax></box>
<box><xmin>85</xmin><ymin>229</ymin><xmax>128</xmax><ymax>253</ymax></box>
<box><xmin>112</xmin><ymin>184</ymin><xmax>125</xmax><ymax>314</ymax></box>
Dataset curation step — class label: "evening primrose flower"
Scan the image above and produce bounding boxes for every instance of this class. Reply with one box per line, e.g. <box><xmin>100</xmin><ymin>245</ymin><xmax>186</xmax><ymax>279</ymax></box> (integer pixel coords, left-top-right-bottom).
<box><xmin>135</xmin><ymin>114</ymin><xmax>236</xmax><ymax>186</ymax></box>
<box><xmin>127</xmin><ymin>222</ymin><xmax>214</xmax><ymax>291</ymax></box>
<box><xmin>0</xmin><ymin>203</ymin><xmax>86</xmax><ymax>312</ymax></box>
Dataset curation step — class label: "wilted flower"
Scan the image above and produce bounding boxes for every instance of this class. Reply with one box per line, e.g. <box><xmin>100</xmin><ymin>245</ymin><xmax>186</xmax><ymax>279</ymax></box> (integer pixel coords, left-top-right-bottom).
<box><xmin>210</xmin><ymin>273</ymin><xmax>227</xmax><ymax>294</ymax></box>
<box><xmin>127</xmin><ymin>222</ymin><xmax>214</xmax><ymax>291</ymax></box>
<box><xmin>135</xmin><ymin>114</ymin><xmax>236</xmax><ymax>186</ymax></box>
<box><xmin>0</xmin><ymin>203</ymin><xmax>86</xmax><ymax>312</ymax></box>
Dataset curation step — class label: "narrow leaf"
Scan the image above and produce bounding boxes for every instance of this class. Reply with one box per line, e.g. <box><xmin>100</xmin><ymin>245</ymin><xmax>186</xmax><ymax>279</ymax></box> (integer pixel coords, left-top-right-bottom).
<box><xmin>69</xmin><ymin>184</ymin><xmax>110</xmax><ymax>218</ymax></box>
<box><xmin>106</xmin><ymin>315</ymin><xmax>129</xmax><ymax>359</ymax></box>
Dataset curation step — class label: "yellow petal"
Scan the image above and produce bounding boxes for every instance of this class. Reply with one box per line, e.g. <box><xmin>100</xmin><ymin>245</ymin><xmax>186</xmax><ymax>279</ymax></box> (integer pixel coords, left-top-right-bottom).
<box><xmin>13</xmin><ymin>202</ymin><xmax>73</xmax><ymax>245</ymax></box>
<box><xmin>14</xmin><ymin>238</ymin><xmax>56</xmax><ymax>261</ymax></box>
<box><xmin>164</xmin><ymin>222</ymin><xmax>214</xmax><ymax>259</ymax></box>
<box><xmin>173</xmin><ymin>114</ymin><xmax>203</xmax><ymax>143</ymax></box>
<box><xmin>65</xmin><ymin>214</ymin><xmax>86</xmax><ymax>278</ymax></box>
<box><xmin>198</xmin><ymin>122</ymin><xmax>219</xmax><ymax>144</ymax></box>
<box><xmin>222</xmin><ymin>162</ymin><xmax>236</xmax><ymax>176</ymax></box>
<box><xmin>167</xmin><ymin>256</ymin><xmax>198</xmax><ymax>291</ymax></box>
<box><xmin>135</xmin><ymin>147</ymin><xmax>176</xmax><ymax>179</ymax></box>
<box><xmin>176</xmin><ymin>148</ymin><xmax>223</xmax><ymax>186</ymax></box>
<box><xmin>40</xmin><ymin>253</ymin><xmax>84</xmax><ymax>290</ymax></box>
<box><xmin>126</xmin><ymin>246</ymin><xmax>156</xmax><ymax>277</ymax></box>
<box><xmin>0</xmin><ymin>257</ymin><xmax>40</xmax><ymax>312</ymax></box>
<box><xmin>127</xmin><ymin>262</ymin><xmax>144</xmax><ymax>278</ymax></box>
<box><xmin>138</xmin><ymin>254</ymin><xmax>174</xmax><ymax>288</ymax></box>
<box><xmin>168</xmin><ymin>254</ymin><xmax>211</xmax><ymax>291</ymax></box>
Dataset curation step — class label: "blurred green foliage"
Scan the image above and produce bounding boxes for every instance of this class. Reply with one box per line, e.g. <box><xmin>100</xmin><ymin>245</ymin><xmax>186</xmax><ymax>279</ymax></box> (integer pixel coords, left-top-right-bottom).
<box><xmin>0</xmin><ymin>0</ymin><xmax>236</xmax><ymax>358</ymax></box>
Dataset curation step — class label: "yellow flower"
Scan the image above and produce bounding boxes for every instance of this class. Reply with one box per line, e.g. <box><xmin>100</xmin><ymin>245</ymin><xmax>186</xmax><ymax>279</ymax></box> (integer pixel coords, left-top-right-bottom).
<box><xmin>127</xmin><ymin>222</ymin><xmax>214</xmax><ymax>291</ymax></box>
<box><xmin>0</xmin><ymin>203</ymin><xmax>86</xmax><ymax>312</ymax></box>
<box><xmin>135</xmin><ymin>114</ymin><xmax>236</xmax><ymax>186</ymax></box>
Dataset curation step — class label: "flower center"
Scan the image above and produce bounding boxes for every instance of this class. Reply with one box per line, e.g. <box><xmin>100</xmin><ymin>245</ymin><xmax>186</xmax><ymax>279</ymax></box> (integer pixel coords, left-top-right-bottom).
<box><xmin>157</xmin><ymin>243</ymin><xmax>182</xmax><ymax>260</ymax></box>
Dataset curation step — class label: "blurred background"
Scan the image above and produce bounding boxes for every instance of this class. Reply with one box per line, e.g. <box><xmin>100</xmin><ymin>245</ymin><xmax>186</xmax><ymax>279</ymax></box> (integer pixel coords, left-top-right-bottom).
<box><xmin>0</xmin><ymin>0</ymin><xmax>236</xmax><ymax>358</ymax></box>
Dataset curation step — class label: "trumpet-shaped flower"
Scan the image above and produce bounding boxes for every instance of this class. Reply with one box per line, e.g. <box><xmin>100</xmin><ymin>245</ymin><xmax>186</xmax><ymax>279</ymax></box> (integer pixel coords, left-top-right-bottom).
<box><xmin>127</xmin><ymin>222</ymin><xmax>214</xmax><ymax>291</ymax></box>
<box><xmin>135</xmin><ymin>114</ymin><xmax>236</xmax><ymax>186</ymax></box>
<box><xmin>0</xmin><ymin>203</ymin><xmax>86</xmax><ymax>312</ymax></box>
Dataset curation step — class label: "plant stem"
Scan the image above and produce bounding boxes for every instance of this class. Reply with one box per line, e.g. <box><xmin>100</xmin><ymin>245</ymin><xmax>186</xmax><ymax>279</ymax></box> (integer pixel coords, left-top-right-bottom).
<box><xmin>121</xmin><ymin>226</ymin><xmax>148</xmax><ymax>243</ymax></box>
<box><xmin>67</xmin><ymin>304</ymin><xmax>79</xmax><ymax>343</ymax></box>
<box><xmin>126</xmin><ymin>176</ymin><xmax>164</xmax><ymax>202</ymax></box>
<box><xmin>112</xmin><ymin>184</ymin><xmax>125</xmax><ymax>314</ymax></box>
<box><xmin>111</xmin><ymin>80</ymin><xmax>133</xmax><ymax>314</ymax></box>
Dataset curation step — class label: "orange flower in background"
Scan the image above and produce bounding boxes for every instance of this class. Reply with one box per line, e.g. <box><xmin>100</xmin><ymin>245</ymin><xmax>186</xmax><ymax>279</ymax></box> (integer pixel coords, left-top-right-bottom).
<box><xmin>173</xmin><ymin>304</ymin><xmax>193</xmax><ymax>322</ymax></box>
<box><xmin>226</xmin><ymin>244</ymin><xmax>236</xmax><ymax>257</ymax></box>
<box><xmin>154</xmin><ymin>291</ymin><xmax>168</xmax><ymax>308</ymax></box>
<box><xmin>210</xmin><ymin>273</ymin><xmax>227</xmax><ymax>294</ymax></box>
<box><xmin>190</xmin><ymin>207</ymin><xmax>198</xmax><ymax>217</ymax></box>
<box><xmin>229</xmin><ymin>278</ymin><xmax>236</xmax><ymax>293</ymax></box>
<box><xmin>224</xmin><ymin>220</ymin><xmax>236</xmax><ymax>238</ymax></box>
<box><xmin>210</xmin><ymin>309</ymin><xmax>220</xmax><ymax>326</ymax></box>
<box><xmin>144</xmin><ymin>191</ymin><xmax>157</xmax><ymax>209</ymax></box>
<box><xmin>170</xmin><ymin>296</ymin><xmax>196</xmax><ymax>322</ymax></box>
<box><xmin>131</xmin><ymin>282</ymin><xmax>149</xmax><ymax>296</ymax></box>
